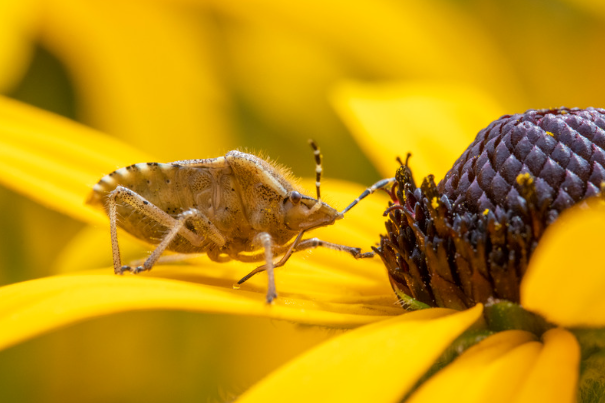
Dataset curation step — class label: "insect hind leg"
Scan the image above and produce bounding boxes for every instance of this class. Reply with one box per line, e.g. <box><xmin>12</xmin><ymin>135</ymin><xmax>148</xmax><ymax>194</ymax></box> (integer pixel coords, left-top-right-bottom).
<box><xmin>122</xmin><ymin>208</ymin><xmax>211</xmax><ymax>274</ymax></box>
<box><xmin>107</xmin><ymin>186</ymin><xmax>224</xmax><ymax>275</ymax></box>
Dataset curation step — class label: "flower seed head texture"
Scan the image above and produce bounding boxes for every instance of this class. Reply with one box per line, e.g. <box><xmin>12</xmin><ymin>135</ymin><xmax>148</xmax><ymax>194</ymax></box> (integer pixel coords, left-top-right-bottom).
<box><xmin>378</xmin><ymin>107</ymin><xmax>605</xmax><ymax>310</ymax></box>
<box><xmin>440</xmin><ymin>107</ymin><xmax>605</xmax><ymax>214</ymax></box>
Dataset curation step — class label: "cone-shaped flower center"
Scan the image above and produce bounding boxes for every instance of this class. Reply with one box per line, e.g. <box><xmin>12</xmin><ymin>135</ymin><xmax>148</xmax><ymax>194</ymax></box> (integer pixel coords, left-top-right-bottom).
<box><xmin>376</xmin><ymin>107</ymin><xmax>605</xmax><ymax>309</ymax></box>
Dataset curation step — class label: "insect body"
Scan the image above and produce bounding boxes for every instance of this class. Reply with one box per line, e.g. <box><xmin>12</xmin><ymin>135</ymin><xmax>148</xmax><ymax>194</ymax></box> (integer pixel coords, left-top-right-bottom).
<box><xmin>88</xmin><ymin>141</ymin><xmax>395</xmax><ymax>303</ymax></box>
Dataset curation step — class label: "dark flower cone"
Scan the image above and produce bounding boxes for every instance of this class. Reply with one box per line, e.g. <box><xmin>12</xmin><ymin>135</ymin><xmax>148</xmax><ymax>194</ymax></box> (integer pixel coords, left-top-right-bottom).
<box><xmin>376</xmin><ymin>107</ymin><xmax>605</xmax><ymax>310</ymax></box>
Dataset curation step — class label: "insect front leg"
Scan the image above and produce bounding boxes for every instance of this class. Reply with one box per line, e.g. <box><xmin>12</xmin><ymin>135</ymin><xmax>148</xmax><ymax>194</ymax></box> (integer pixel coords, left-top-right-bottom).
<box><xmin>107</xmin><ymin>186</ymin><xmax>224</xmax><ymax>274</ymax></box>
<box><xmin>255</xmin><ymin>232</ymin><xmax>278</xmax><ymax>303</ymax></box>
<box><xmin>235</xmin><ymin>232</ymin><xmax>372</xmax><ymax>289</ymax></box>
<box><xmin>293</xmin><ymin>238</ymin><xmax>375</xmax><ymax>259</ymax></box>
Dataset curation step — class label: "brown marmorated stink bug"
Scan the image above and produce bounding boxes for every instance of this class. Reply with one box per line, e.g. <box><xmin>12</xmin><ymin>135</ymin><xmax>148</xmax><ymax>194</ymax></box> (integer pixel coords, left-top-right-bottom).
<box><xmin>88</xmin><ymin>141</ymin><xmax>395</xmax><ymax>303</ymax></box>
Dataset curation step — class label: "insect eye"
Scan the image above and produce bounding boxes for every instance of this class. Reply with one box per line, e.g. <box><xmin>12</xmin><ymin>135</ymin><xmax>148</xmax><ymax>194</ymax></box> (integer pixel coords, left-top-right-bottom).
<box><xmin>289</xmin><ymin>191</ymin><xmax>302</xmax><ymax>204</ymax></box>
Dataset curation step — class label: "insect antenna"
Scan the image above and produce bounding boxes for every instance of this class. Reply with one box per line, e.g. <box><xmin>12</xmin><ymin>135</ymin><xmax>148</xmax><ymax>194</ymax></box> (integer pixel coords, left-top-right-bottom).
<box><xmin>340</xmin><ymin>177</ymin><xmax>396</xmax><ymax>215</ymax></box>
<box><xmin>308</xmin><ymin>139</ymin><xmax>322</xmax><ymax>201</ymax></box>
<box><xmin>307</xmin><ymin>140</ymin><xmax>325</xmax><ymax>215</ymax></box>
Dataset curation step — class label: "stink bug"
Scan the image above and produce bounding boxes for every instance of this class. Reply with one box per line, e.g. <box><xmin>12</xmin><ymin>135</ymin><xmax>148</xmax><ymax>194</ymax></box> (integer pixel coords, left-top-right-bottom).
<box><xmin>88</xmin><ymin>141</ymin><xmax>395</xmax><ymax>303</ymax></box>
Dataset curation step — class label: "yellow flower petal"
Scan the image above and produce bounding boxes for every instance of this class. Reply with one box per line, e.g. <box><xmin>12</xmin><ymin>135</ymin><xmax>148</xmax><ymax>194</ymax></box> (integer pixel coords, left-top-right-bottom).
<box><xmin>521</xmin><ymin>199</ymin><xmax>605</xmax><ymax>327</ymax></box>
<box><xmin>332</xmin><ymin>81</ymin><xmax>505</xmax><ymax>180</ymax></box>
<box><xmin>408</xmin><ymin>330</ymin><xmax>540</xmax><ymax>403</ymax></box>
<box><xmin>513</xmin><ymin>328</ymin><xmax>579</xmax><ymax>403</ymax></box>
<box><xmin>41</xmin><ymin>0</ymin><xmax>234</xmax><ymax>159</ymax></box>
<box><xmin>0</xmin><ymin>272</ymin><xmax>399</xmax><ymax>351</ymax></box>
<box><xmin>236</xmin><ymin>305</ymin><xmax>483</xmax><ymax>403</ymax></box>
<box><xmin>0</xmin><ymin>0</ymin><xmax>37</xmax><ymax>91</ymax></box>
<box><xmin>205</xmin><ymin>0</ymin><xmax>518</xmax><ymax>98</ymax></box>
<box><xmin>558</xmin><ymin>0</ymin><xmax>605</xmax><ymax>19</ymax></box>
<box><xmin>0</xmin><ymin>95</ymin><xmax>151</xmax><ymax>224</ymax></box>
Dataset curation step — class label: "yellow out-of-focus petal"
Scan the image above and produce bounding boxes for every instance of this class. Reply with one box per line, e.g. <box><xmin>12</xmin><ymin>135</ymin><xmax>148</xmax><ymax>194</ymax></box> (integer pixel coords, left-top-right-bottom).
<box><xmin>558</xmin><ymin>0</ymin><xmax>605</xmax><ymax>20</ymax></box>
<box><xmin>408</xmin><ymin>330</ymin><xmax>540</xmax><ymax>403</ymax></box>
<box><xmin>216</xmin><ymin>21</ymin><xmax>348</xmax><ymax>145</ymax></box>
<box><xmin>0</xmin><ymin>0</ymin><xmax>38</xmax><ymax>91</ymax></box>
<box><xmin>521</xmin><ymin>199</ymin><xmax>605</xmax><ymax>327</ymax></box>
<box><xmin>202</xmin><ymin>0</ymin><xmax>519</xmax><ymax>103</ymax></box>
<box><xmin>513</xmin><ymin>328</ymin><xmax>579</xmax><ymax>403</ymax></box>
<box><xmin>0</xmin><ymin>96</ymin><xmax>151</xmax><ymax>224</ymax></box>
<box><xmin>332</xmin><ymin>81</ymin><xmax>505</xmax><ymax>181</ymax></box>
<box><xmin>41</xmin><ymin>0</ymin><xmax>234</xmax><ymax>159</ymax></box>
<box><xmin>236</xmin><ymin>305</ymin><xmax>483</xmax><ymax>403</ymax></box>
<box><xmin>0</xmin><ymin>272</ymin><xmax>400</xmax><ymax>352</ymax></box>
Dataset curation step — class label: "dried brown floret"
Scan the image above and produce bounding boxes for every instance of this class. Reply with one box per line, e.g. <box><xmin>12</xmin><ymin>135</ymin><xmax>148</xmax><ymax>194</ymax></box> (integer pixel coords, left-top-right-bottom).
<box><xmin>376</xmin><ymin>107</ymin><xmax>605</xmax><ymax>310</ymax></box>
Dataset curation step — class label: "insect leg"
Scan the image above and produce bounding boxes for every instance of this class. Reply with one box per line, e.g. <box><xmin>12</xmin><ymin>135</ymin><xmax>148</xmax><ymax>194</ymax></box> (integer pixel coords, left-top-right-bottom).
<box><xmin>130</xmin><ymin>209</ymin><xmax>212</xmax><ymax>273</ymax></box>
<box><xmin>255</xmin><ymin>232</ymin><xmax>278</xmax><ymax>303</ymax></box>
<box><xmin>340</xmin><ymin>177</ymin><xmax>396</xmax><ymax>215</ymax></box>
<box><xmin>107</xmin><ymin>186</ymin><xmax>221</xmax><ymax>274</ymax></box>
<box><xmin>206</xmin><ymin>249</ymin><xmax>233</xmax><ymax>263</ymax></box>
<box><xmin>294</xmin><ymin>238</ymin><xmax>374</xmax><ymax>258</ymax></box>
<box><xmin>236</xmin><ymin>230</ymin><xmax>306</xmax><ymax>297</ymax></box>
<box><xmin>108</xmin><ymin>187</ymin><xmax>123</xmax><ymax>275</ymax></box>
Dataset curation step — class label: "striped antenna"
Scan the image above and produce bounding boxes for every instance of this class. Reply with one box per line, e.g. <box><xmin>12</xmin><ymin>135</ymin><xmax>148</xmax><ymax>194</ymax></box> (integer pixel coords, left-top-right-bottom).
<box><xmin>308</xmin><ymin>140</ymin><xmax>322</xmax><ymax>201</ymax></box>
<box><xmin>340</xmin><ymin>177</ymin><xmax>396</xmax><ymax>215</ymax></box>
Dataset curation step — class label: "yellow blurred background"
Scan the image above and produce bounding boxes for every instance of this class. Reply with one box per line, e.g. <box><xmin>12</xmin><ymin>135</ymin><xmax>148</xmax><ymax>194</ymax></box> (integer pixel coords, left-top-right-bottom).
<box><xmin>1</xmin><ymin>0</ymin><xmax>604</xmax><ymax>401</ymax></box>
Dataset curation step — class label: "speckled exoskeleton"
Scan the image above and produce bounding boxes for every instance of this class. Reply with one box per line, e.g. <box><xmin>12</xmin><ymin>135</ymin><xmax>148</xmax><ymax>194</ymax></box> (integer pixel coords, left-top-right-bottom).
<box><xmin>88</xmin><ymin>141</ymin><xmax>395</xmax><ymax>303</ymax></box>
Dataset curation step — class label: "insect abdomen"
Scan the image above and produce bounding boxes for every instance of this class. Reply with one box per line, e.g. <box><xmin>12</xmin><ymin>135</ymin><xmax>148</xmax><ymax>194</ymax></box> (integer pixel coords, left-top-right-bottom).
<box><xmin>88</xmin><ymin>162</ymin><xmax>207</xmax><ymax>248</ymax></box>
<box><xmin>89</xmin><ymin>162</ymin><xmax>195</xmax><ymax>213</ymax></box>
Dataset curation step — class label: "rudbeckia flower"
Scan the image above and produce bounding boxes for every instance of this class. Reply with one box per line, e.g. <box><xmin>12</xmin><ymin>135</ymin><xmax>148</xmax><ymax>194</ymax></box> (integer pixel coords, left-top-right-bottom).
<box><xmin>1</xmin><ymin>77</ymin><xmax>604</xmax><ymax>402</ymax></box>
<box><xmin>3</xmin><ymin>1</ymin><xmax>605</xmax><ymax>401</ymax></box>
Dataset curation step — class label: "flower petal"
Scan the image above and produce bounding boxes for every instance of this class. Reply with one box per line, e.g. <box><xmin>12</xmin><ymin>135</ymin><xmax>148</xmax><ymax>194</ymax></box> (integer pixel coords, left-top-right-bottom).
<box><xmin>332</xmin><ymin>81</ymin><xmax>505</xmax><ymax>180</ymax></box>
<box><xmin>558</xmin><ymin>0</ymin><xmax>605</xmax><ymax>19</ymax></box>
<box><xmin>512</xmin><ymin>328</ymin><xmax>579</xmax><ymax>403</ymax></box>
<box><xmin>204</xmin><ymin>0</ymin><xmax>516</xmax><ymax>95</ymax></box>
<box><xmin>40</xmin><ymin>0</ymin><xmax>234</xmax><ymax>159</ymax></box>
<box><xmin>236</xmin><ymin>305</ymin><xmax>483</xmax><ymax>403</ymax></box>
<box><xmin>0</xmin><ymin>96</ymin><xmax>151</xmax><ymax>224</ymax></box>
<box><xmin>0</xmin><ymin>0</ymin><xmax>37</xmax><ymax>91</ymax></box>
<box><xmin>521</xmin><ymin>199</ymin><xmax>605</xmax><ymax>327</ymax></box>
<box><xmin>0</xmin><ymin>272</ymin><xmax>399</xmax><ymax>351</ymax></box>
<box><xmin>407</xmin><ymin>330</ymin><xmax>540</xmax><ymax>403</ymax></box>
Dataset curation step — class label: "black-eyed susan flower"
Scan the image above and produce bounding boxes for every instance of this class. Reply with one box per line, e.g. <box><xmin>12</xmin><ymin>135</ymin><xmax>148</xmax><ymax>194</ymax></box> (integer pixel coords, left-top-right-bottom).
<box><xmin>1</xmin><ymin>81</ymin><xmax>604</xmax><ymax>401</ymax></box>
<box><xmin>3</xmin><ymin>1</ymin><xmax>605</xmax><ymax>401</ymax></box>
<box><xmin>327</xmin><ymin>84</ymin><xmax>605</xmax><ymax>402</ymax></box>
